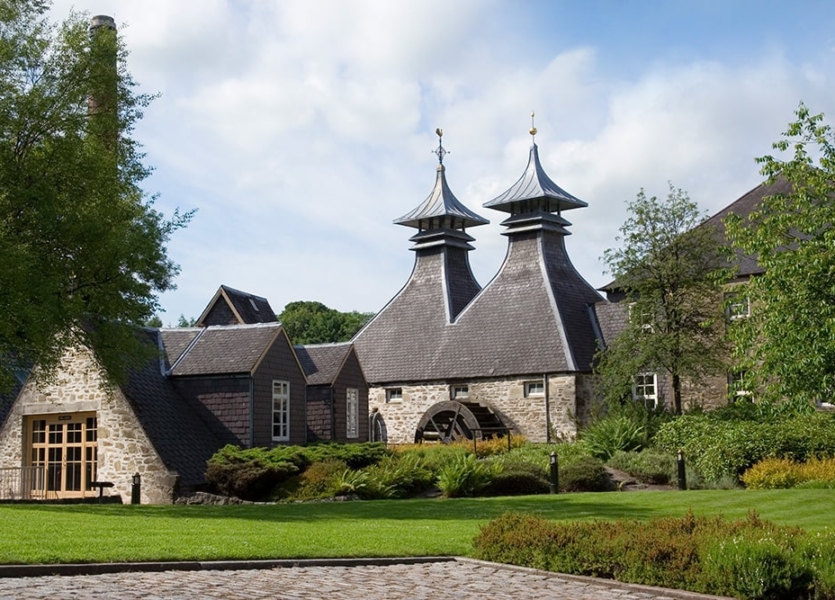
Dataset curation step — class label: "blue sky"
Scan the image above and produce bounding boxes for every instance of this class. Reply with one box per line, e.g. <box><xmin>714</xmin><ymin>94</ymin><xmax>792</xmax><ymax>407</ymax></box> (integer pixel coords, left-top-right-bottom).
<box><xmin>48</xmin><ymin>0</ymin><xmax>835</xmax><ymax>323</ymax></box>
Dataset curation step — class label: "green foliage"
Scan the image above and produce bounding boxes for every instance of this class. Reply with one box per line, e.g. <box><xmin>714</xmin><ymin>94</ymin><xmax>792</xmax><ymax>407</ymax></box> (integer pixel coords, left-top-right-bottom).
<box><xmin>725</xmin><ymin>104</ymin><xmax>835</xmax><ymax>404</ymax></box>
<box><xmin>206</xmin><ymin>443</ymin><xmax>390</xmax><ymax>501</ymax></box>
<box><xmin>598</xmin><ymin>184</ymin><xmax>731</xmax><ymax>413</ymax></box>
<box><xmin>282</xmin><ymin>458</ymin><xmax>348</xmax><ymax>500</ymax></box>
<box><xmin>436</xmin><ymin>454</ymin><xmax>501</xmax><ymax>498</ymax></box>
<box><xmin>474</xmin><ymin>511</ymin><xmax>834</xmax><ymax>599</ymax></box>
<box><xmin>205</xmin><ymin>445</ymin><xmax>308</xmax><ymax>501</ymax></box>
<box><xmin>0</xmin><ymin>4</ymin><xmax>192</xmax><ymax>390</ymax></box>
<box><xmin>278</xmin><ymin>301</ymin><xmax>373</xmax><ymax>344</ymax></box>
<box><xmin>480</xmin><ymin>459</ymin><xmax>550</xmax><ymax>496</ymax></box>
<box><xmin>501</xmin><ymin>442</ymin><xmax>593</xmax><ymax>470</ymax></box>
<box><xmin>654</xmin><ymin>411</ymin><xmax>835</xmax><ymax>481</ymax></box>
<box><xmin>606</xmin><ymin>449</ymin><xmax>676</xmax><ymax>485</ymax></box>
<box><xmin>355</xmin><ymin>453</ymin><xmax>436</xmax><ymax>499</ymax></box>
<box><xmin>581</xmin><ymin>415</ymin><xmax>646</xmax><ymax>461</ymax></box>
<box><xmin>559</xmin><ymin>456</ymin><xmax>614</xmax><ymax>492</ymax></box>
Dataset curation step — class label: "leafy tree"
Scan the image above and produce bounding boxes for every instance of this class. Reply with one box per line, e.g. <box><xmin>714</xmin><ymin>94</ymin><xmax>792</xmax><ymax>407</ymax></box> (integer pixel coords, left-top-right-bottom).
<box><xmin>0</xmin><ymin>3</ymin><xmax>191</xmax><ymax>390</ymax></box>
<box><xmin>144</xmin><ymin>315</ymin><xmax>163</xmax><ymax>328</ymax></box>
<box><xmin>597</xmin><ymin>185</ymin><xmax>730</xmax><ymax>414</ymax></box>
<box><xmin>725</xmin><ymin>104</ymin><xmax>835</xmax><ymax>405</ymax></box>
<box><xmin>176</xmin><ymin>314</ymin><xmax>197</xmax><ymax>328</ymax></box>
<box><xmin>279</xmin><ymin>301</ymin><xmax>373</xmax><ymax>344</ymax></box>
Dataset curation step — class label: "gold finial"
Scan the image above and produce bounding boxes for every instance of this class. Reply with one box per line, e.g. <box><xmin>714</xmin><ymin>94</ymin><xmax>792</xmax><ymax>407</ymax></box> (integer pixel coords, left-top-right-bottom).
<box><xmin>432</xmin><ymin>127</ymin><xmax>448</xmax><ymax>165</ymax></box>
<box><xmin>529</xmin><ymin>110</ymin><xmax>537</xmax><ymax>137</ymax></box>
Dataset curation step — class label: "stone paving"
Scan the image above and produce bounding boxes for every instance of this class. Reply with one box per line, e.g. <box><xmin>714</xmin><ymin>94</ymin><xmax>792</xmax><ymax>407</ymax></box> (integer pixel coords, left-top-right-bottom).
<box><xmin>0</xmin><ymin>559</ymin><xmax>729</xmax><ymax>600</ymax></box>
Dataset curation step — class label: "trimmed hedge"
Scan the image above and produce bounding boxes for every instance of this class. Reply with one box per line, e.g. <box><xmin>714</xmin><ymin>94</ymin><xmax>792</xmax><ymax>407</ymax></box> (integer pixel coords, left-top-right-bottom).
<box><xmin>742</xmin><ymin>457</ymin><xmax>835</xmax><ymax>489</ymax></box>
<box><xmin>654</xmin><ymin>411</ymin><xmax>835</xmax><ymax>481</ymax></box>
<box><xmin>473</xmin><ymin>511</ymin><xmax>835</xmax><ymax>599</ymax></box>
<box><xmin>559</xmin><ymin>456</ymin><xmax>614</xmax><ymax>492</ymax></box>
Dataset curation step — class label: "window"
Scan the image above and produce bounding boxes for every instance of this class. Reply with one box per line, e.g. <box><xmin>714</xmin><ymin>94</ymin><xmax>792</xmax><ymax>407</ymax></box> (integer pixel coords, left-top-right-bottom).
<box><xmin>727</xmin><ymin>370</ymin><xmax>751</xmax><ymax>400</ymax></box>
<box><xmin>386</xmin><ymin>388</ymin><xmax>402</xmax><ymax>403</ymax></box>
<box><xmin>451</xmin><ymin>385</ymin><xmax>469</xmax><ymax>400</ymax></box>
<box><xmin>633</xmin><ymin>373</ymin><xmax>658</xmax><ymax>408</ymax></box>
<box><xmin>725</xmin><ymin>292</ymin><xmax>751</xmax><ymax>321</ymax></box>
<box><xmin>27</xmin><ymin>413</ymin><xmax>97</xmax><ymax>498</ymax></box>
<box><xmin>524</xmin><ymin>381</ymin><xmax>544</xmax><ymax>397</ymax></box>
<box><xmin>272</xmin><ymin>380</ymin><xmax>290</xmax><ymax>441</ymax></box>
<box><xmin>628</xmin><ymin>302</ymin><xmax>654</xmax><ymax>332</ymax></box>
<box><xmin>346</xmin><ymin>388</ymin><xmax>359</xmax><ymax>439</ymax></box>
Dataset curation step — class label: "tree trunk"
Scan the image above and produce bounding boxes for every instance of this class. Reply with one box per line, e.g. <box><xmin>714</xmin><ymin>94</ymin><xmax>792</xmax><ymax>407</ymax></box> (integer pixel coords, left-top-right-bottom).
<box><xmin>672</xmin><ymin>373</ymin><xmax>683</xmax><ymax>415</ymax></box>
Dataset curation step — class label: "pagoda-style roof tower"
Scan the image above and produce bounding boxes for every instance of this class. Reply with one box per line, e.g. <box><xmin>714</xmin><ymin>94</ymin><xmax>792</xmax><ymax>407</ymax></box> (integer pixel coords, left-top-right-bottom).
<box><xmin>445</xmin><ymin>118</ymin><xmax>603</xmax><ymax>375</ymax></box>
<box><xmin>353</xmin><ymin>131</ymin><xmax>489</xmax><ymax>383</ymax></box>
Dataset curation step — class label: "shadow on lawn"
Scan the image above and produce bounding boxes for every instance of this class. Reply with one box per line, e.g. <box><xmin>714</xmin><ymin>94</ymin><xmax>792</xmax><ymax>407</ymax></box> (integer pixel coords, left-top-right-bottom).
<box><xmin>11</xmin><ymin>494</ymin><xmax>665</xmax><ymax>524</ymax></box>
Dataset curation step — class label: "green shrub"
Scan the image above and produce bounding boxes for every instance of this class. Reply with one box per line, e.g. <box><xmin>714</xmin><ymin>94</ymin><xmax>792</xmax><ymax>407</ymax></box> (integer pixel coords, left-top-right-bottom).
<box><xmin>359</xmin><ymin>453</ymin><xmax>435</xmax><ymax>499</ymax></box>
<box><xmin>559</xmin><ymin>456</ymin><xmax>614</xmax><ymax>492</ymax></box>
<box><xmin>473</xmin><ymin>511</ymin><xmax>833</xmax><ymax>598</ymax></box>
<box><xmin>502</xmin><ymin>442</ymin><xmax>593</xmax><ymax>471</ymax></box>
<box><xmin>703</xmin><ymin>536</ymin><xmax>812</xmax><ymax>599</ymax></box>
<box><xmin>436</xmin><ymin>454</ymin><xmax>500</xmax><ymax>498</ymax></box>
<box><xmin>581</xmin><ymin>415</ymin><xmax>645</xmax><ymax>461</ymax></box>
<box><xmin>480</xmin><ymin>460</ymin><xmax>550</xmax><ymax>497</ymax></box>
<box><xmin>280</xmin><ymin>458</ymin><xmax>348</xmax><ymax>501</ymax></box>
<box><xmin>654</xmin><ymin>411</ymin><xmax>835</xmax><ymax>482</ymax></box>
<box><xmin>299</xmin><ymin>442</ymin><xmax>390</xmax><ymax>469</ymax></box>
<box><xmin>205</xmin><ymin>445</ymin><xmax>308</xmax><ymax>500</ymax></box>
<box><xmin>395</xmin><ymin>443</ymin><xmax>469</xmax><ymax>472</ymax></box>
<box><xmin>606</xmin><ymin>449</ymin><xmax>676</xmax><ymax>485</ymax></box>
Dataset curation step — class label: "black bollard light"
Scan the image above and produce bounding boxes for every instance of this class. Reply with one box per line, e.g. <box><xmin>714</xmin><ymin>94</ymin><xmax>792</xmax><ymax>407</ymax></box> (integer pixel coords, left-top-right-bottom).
<box><xmin>131</xmin><ymin>472</ymin><xmax>141</xmax><ymax>504</ymax></box>
<box><xmin>549</xmin><ymin>451</ymin><xmax>559</xmax><ymax>494</ymax></box>
<box><xmin>677</xmin><ymin>450</ymin><xmax>687</xmax><ymax>490</ymax></box>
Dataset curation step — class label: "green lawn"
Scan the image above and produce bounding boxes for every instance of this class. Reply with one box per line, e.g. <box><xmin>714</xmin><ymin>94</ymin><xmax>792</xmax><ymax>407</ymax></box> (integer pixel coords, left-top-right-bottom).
<box><xmin>1</xmin><ymin>489</ymin><xmax>832</xmax><ymax>564</ymax></box>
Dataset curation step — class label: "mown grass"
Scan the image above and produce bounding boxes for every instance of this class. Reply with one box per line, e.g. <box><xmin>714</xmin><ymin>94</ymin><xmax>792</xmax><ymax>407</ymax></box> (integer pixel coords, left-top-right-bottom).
<box><xmin>1</xmin><ymin>489</ymin><xmax>832</xmax><ymax>564</ymax></box>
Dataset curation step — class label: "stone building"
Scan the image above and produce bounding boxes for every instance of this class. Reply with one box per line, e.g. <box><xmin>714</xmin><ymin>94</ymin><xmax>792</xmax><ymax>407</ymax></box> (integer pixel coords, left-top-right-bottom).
<box><xmin>595</xmin><ymin>177</ymin><xmax>793</xmax><ymax>410</ymax></box>
<box><xmin>0</xmin><ymin>287</ymin><xmax>369</xmax><ymax>503</ymax></box>
<box><xmin>352</xmin><ymin>131</ymin><xmax>605</xmax><ymax>444</ymax></box>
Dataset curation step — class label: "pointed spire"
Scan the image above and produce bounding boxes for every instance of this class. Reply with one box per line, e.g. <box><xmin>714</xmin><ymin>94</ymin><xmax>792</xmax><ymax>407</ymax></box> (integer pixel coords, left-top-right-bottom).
<box><xmin>484</xmin><ymin>117</ymin><xmax>586</xmax><ymax>215</ymax></box>
<box><xmin>395</xmin><ymin>129</ymin><xmax>489</xmax><ymax>231</ymax></box>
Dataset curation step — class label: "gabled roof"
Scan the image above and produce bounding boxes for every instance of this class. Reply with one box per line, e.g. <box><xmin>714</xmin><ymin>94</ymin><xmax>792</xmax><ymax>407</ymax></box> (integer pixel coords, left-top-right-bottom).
<box><xmin>700</xmin><ymin>177</ymin><xmax>793</xmax><ymax>278</ymax></box>
<box><xmin>599</xmin><ymin>177</ymin><xmax>791</xmax><ymax>294</ymax></box>
<box><xmin>483</xmin><ymin>144</ymin><xmax>587</xmax><ymax>213</ymax></box>
<box><xmin>196</xmin><ymin>285</ymin><xmax>277</xmax><ymax>327</ymax></box>
<box><xmin>395</xmin><ymin>164</ymin><xmax>489</xmax><ymax>230</ymax></box>
<box><xmin>122</xmin><ymin>334</ymin><xmax>223</xmax><ymax>486</ymax></box>
<box><xmin>161</xmin><ymin>323</ymin><xmax>283</xmax><ymax>377</ymax></box>
<box><xmin>295</xmin><ymin>342</ymin><xmax>354</xmax><ymax>385</ymax></box>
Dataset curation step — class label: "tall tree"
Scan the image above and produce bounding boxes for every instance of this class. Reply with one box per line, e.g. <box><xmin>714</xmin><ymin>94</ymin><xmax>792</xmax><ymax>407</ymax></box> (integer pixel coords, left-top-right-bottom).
<box><xmin>597</xmin><ymin>185</ymin><xmax>730</xmax><ymax>414</ymax></box>
<box><xmin>725</xmin><ymin>104</ymin><xmax>835</xmax><ymax>405</ymax></box>
<box><xmin>279</xmin><ymin>301</ymin><xmax>373</xmax><ymax>345</ymax></box>
<box><xmin>0</xmin><ymin>2</ymin><xmax>191</xmax><ymax>390</ymax></box>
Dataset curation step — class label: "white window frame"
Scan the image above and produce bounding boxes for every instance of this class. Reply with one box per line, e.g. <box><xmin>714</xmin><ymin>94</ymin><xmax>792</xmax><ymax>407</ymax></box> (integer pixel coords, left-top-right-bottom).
<box><xmin>727</xmin><ymin>370</ymin><xmax>751</xmax><ymax>400</ymax></box>
<box><xmin>346</xmin><ymin>388</ymin><xmax>359</xmax><ymax>439</ymax></box>
<box><xmin>272</xmin><ymin>380</ymin><xmax>290</xmax><ymax>442</ymax></box>
<box><xmin>628</xmin><ymin>302</ymin><xmax>654</xmax><ymax>332</ymax></box>
<box><xmin>451</xmin><ymin>385</ymin><xmax>469</xmax><ymax>400</ymax></box>
<box><xmin>524</xmin><ymin>381</ymin><xmax>544</xmax><ymax>397</ymax></box>
<box><xmin>632</xmin><ymin>373</ymin><xmax>658</xmax><ymax>408</ymax></box>
<box><xmin>725</xmin><ymin>292</ymin><xmax>751</xmax><ymax>321</ymax></box>
<box><xmin>386</xmin><ymin>388</ymin><xmax>402</xmax><ymax>403</ymax></box>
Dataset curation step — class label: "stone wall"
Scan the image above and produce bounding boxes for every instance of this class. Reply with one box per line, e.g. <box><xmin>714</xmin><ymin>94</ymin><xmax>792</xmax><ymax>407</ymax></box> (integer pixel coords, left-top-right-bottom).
<box><xmin>0</xmin><ymin>347</ymin><xmax>177</xmax><ymax>504</ymax></box>
<box><xmin>368</xmin><ymin>374</ymin><xmax>583</xmax><ymax>445</ymax></box>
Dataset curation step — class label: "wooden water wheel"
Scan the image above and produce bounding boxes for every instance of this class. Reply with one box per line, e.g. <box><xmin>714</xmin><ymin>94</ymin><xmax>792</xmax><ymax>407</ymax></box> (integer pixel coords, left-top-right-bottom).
<box><xmin>415</xmin><ymin>400</ymin><xmax>505</xmax><ymax>443</ymax></box>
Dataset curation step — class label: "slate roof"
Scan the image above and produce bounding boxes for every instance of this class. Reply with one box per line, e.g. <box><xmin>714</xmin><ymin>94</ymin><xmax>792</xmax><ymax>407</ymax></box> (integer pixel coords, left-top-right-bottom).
<box><xmin>161</xmin><ymin>323</ymin><xmax>282</xmax><ymax>376</ymax></box>
<box><xmin>196</xmin><ymin>285</ymin><xmax>277</xmax><ymax>326</ymax></box>
<box><xmin>158</xmin><ymin>328</ymin><xmax>201</xmax><ymax>370</ymax></box>
<box><xmin>295</xmin><ymin>343</ymin><xmax>353</xmax><ymax>385</ymax></box>
<box><xmin>122</xmin><ymin>333</ymin><xmax>223</xmax><ymax>486</ymax></box>
<box><xmin>483</xmin><ymin>144</ymin><xmax>587</xmax><ymax>213</ymax></box>
<box><xmin>395</xmin><ymin>164</ymin><xmax>489</xmax><ymax>230</ymax></box>
<box><xmin>599</xmin><ymin>178</ymin><xmax>792</xmax><ymax>294</ymax></box>
<box><xmin>354</xmin><ymin>141</ymin><xmax>603</xmax><ymax>382</ymax></box>
<box><xmin>700</xmin><ymin>177</ymin><xmax>793</xmax><ymax>277</ymax></box>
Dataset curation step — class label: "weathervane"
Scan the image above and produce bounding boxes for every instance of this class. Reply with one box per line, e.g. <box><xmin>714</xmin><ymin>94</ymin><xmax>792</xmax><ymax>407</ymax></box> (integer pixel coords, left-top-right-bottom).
<box><xmin>433</xmin><ymin>128</ymin><xmax>448</xmax><ymax>165</ymax></box>
<box><xmin>530</xmin><ymin>110</ymin><xmax>537</xmax><ymax>140</ymax></box>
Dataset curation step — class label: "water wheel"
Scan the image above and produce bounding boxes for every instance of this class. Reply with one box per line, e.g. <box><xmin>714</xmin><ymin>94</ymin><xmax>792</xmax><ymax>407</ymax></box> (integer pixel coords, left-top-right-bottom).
<box><xmin>415</xmin><ymin>400</ymin><xmax>505</xmax><ymax>443</ymax></box>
